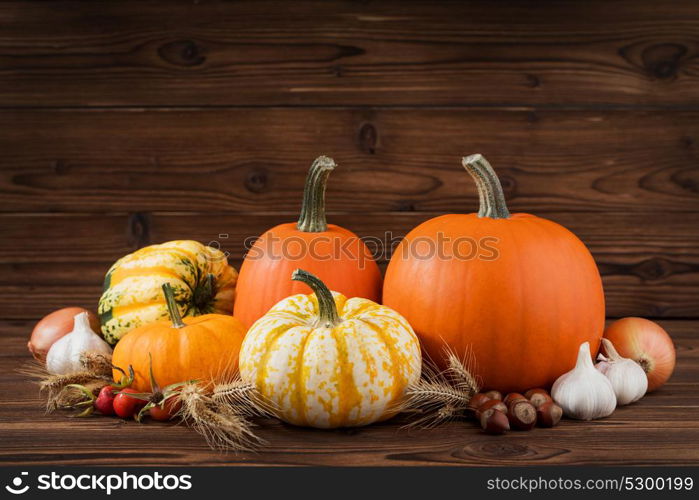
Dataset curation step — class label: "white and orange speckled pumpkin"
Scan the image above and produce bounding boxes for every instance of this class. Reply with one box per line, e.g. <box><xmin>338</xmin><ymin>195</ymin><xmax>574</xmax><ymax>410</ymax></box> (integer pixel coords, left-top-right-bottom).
<box><xmin>239</xmin><ymin>269</ymin><xmax>421</xmax><ymax>428</ymax></box>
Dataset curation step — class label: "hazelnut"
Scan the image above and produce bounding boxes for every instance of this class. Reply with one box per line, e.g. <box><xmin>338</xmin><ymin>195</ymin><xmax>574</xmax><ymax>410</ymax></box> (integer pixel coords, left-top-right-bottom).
<box><xmin>468</xmin><ymin>393</ymin><xmax>491</xmax><ymax>411</ymax></box>
<box><xmin>475</xmin><ymin>399</ymin><xmax>507</xmax><ymax>420</ymax></box>
<box><xmin>504</xmin><ymin>392</ymin><xmax>527</xmax><ymax>408</ymax></box>
<box><xmin>525</xmin><ymin>388</ymin><xmax>553</xmax><ymax>408</ymax></box>
<box><xmin>480</xmin><ymin>409</ymin><xmax>510</xmax><ymax>435</ymax></box>
<box><xmin>537</xmin><ymin>402</ymin><xmax>563</xmax><ymax>427</ymax></box>
<box><xmin>529</xmin><ymin>392</ymin><xmax>552</xmax><ymax>409</ymax></box>
<box><xmin>507</xmin><ymin>400</ymin><xmax>537</xmax><ymax>430</ymax></box>
<box><xmin>524</xmin><ymin>388</ymin><xmax>548</xmax><ymax>399</ymax></box>
<box><xmin>484</xmin><ymin>390</ymin><xmax>503</xmax><ymax>401</ymax></box>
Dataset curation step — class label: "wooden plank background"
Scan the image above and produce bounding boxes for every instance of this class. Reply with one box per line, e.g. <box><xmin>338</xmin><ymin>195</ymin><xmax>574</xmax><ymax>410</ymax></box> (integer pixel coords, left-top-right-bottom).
<box><xmin>1</xmin><ymin>0</ymin><xmax>698</xmax><ymax>468</ymax></box>
<box><xmin>2</xmin><ymin>0</ymin><xmax>699</xmax><ymax>108</ymax></box>
<box><xmin>1</xmin><ymin>0</ymin><xmax>698</xmax><ymax>322</ymax></box>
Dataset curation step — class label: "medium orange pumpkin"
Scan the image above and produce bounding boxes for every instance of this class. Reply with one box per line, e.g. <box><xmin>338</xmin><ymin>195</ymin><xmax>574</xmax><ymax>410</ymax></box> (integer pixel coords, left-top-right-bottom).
<box><xmin>383</xmin><ymin>154</ymin><xmax>605</xmax><ymax>393</ymax></box>
<box><xmin>112</xmin><ymin>283</ymin><xmax>246</xmax><ymax>392</ymax></box>
<box><xmin>234</xmin><ymin>156</ymin><xmax>382</xmax><ymax>328</ymax></box>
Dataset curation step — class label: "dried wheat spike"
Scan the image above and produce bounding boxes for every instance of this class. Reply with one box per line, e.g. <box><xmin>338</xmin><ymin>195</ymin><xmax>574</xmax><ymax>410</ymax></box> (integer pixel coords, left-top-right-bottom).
<box><xmin>211</xmin><ymin>376</ymin><xmax>277</xmax><ymax>417</ymax></box>
<box><xmin>177</xmin><ymin>382</ymin><xmax>263</xmax><ymax>452</ymax></box>
<box><xmin>443</xmin><ymin>345</ymin><xmax>480</xmax><ymax>397</ymax></box>
<box><xmin>79</xmin><ymin>352</ymin><xmax>113</xmax><ymax>378</ymax></box>
<box><xmin>398</xmin><ymin>345</ymin><xmax>480</xmax><ymax>428</ymax></box>
<box><xmin>18</xmin><ymin>358</ymin><xmax>111</xmax><ymax>412</ymax></box>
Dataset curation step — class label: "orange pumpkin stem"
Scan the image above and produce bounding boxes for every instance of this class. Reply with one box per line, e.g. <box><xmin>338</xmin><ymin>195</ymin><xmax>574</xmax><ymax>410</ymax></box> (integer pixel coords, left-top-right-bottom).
<box><xmin>462</xmin><ymin>154</ymin><xmax>511</xmax><ymax>219</ymax></box>
<box><xmin>296</xmin><ymin>156</ymin><xmax>336</xmax><ymax>233</ymax></box>
<box><xmin>161</xmin><ymin>283</ymin><xmax>186</xmax><ymax>328</ymax></box>
<box><xmin>291</xmin><ymin>269</ymin><xmax>340</xmax><ymax>327</ymax></box>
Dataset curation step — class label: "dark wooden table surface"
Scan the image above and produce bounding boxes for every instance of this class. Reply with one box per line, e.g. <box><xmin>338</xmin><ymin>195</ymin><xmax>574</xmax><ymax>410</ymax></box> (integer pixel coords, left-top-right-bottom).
<box><xmin>1</xmin><ymin>0</ymin><xmax>698</xmax><ymax>466</ymax></box>
<box><xmin>1</xmin><ymin>319</ymin><xmax>696</xmax><ymax>466</ymax></box>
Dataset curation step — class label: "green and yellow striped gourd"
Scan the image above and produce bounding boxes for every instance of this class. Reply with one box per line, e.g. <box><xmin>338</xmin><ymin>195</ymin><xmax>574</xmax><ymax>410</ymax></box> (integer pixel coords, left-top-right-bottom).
<box><xmin>98</xmin><ymin>240</ymin><xmax>237</xmax><ymax>344</ymax></box>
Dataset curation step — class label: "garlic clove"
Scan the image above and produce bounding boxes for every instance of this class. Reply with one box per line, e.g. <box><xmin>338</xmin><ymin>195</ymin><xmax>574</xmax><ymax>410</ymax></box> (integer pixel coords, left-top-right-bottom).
<box><xmin>551</xmin><ymin>342</ymin><xmax>617</xmax><ymax>420</ymax></box>
<box><xmin>46</xmin><ymin>312</ymin><xmax>112</xmax><ymax>375</ymax></box>
<box><xmin>596</xmin><ymin>338</ymin><xmax>648</xmax><ymax>405</ymax></box>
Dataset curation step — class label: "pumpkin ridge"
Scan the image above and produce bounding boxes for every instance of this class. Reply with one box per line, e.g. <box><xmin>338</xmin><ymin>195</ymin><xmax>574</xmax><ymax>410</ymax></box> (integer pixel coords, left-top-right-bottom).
<box><xmin>328</xmin><ymin>322</ymin><xmax>362</xmax><ymax>428</ymax></box>
<box><xmin>358</xmin><ymin>316</ymin><xmax>407</xmax><ymax>407</ymax></box>
<box><xmin>196</xmin><ymin>319</ymin><xmax>239</xmax><ymax>383</ymax></box>
<box><xmin>139</xmin><ymin>244</ymin><xmax>200</xmax><ymax>283</ymax></box>
<box><xmin>256</xmin><ymin>322</ymin><xmax>297</xmax><ymax>402</ymax></box>
<box><xmin>350</xmin><ymin>321</ymin><xmax>379</xmax><ymax>423</ymax></box>
<box><xmin>166</xmin><ymin>247</ymin><xmax>202</xmax><ymax>290</ymax></box>
<box><xmin>293</xmin><ymin>325</ymin><xmax>314</xmax><ymax>425</ymax></box>
<box><xmin>118</xmin><ymin>247</ymin><xmax>188</xmax><ymax>275</ymax></box>
<box><xmin>534</xmin><ymin>217</ymin><xmax>565</xmax><ymax>380</ymax></box>
<box><xmin>265</xmin><ymin>309</ymin><xmax>311</xmax><ymax>324</ymax></box>
<box><xmin>342</xmin><ymin>298</ymin><xmax>378</xmax><ymax>319</ymax></box>
<box><xmin>111</xmin><ymin>297</ymin><xmax>168</xmax><ymax>318</ymax></box>
<box><xmin>103</xmin><ymin>270</ymin><xmax>113</xmax><ymax>291</ymax></box>
<box><xmin>503</xmin><ymin>219</ymin><xmax>528</xmax><ymax>383</ymax></box>
<box><xmin>110</xmin><ymin>265</ymin><xmax>184</xmax><ymax>287</ymax></box>
<box><xmin>353</xmin><ymin>321</ymin><xmax>385</xmax><ymax>425</ymax></box>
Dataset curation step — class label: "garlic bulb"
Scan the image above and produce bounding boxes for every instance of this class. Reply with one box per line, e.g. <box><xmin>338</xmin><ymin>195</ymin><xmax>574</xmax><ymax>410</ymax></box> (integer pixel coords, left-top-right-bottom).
<box><xmin>46</xmin><ymin>312</ymin><xmax>112</xmax><ymax>375</ymax></box>
<box><xmin>551</xmin><ymin>342</ymin><xmax>616</xmax><ymax>420</ymax></box>
<box><xmin>596</xmin><ymin>338</ymin><xmax>648</xmax><ymax>405</ymax></box>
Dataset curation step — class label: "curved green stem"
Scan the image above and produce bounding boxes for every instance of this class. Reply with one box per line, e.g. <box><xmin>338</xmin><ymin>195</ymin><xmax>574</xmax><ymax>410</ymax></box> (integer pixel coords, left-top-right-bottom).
<box><xmin>147</xmin><ymin>352</ymin><xmax>161</xmax><ymax>393</ymax></box>
<box><xmin>162</xmin><ymin>283</ymin><xmax>185</xmax><ymax>328</ymax></box>
<box><xmin>65</xmin><ymin>384</ymin><xmax>96</xmax><ymax>417</ymax></box>
<box><xmin>291</xmin><ymin>269</ymin><xmax>340</xmax><ymax>327</ymax></box>
<box><xmin>111</xmin><ymin>364</ymin><xmax>135</xmax><ymax>389</ymax></box>
<box><xmin>462</xmin><ymin>154</ymin><xmax>511</xmax><ymax>219</ymax></box>
<box><xmin>296</xmin><ymin>156</ymin><xmax>336</xmax><ymax>232</ymax></box>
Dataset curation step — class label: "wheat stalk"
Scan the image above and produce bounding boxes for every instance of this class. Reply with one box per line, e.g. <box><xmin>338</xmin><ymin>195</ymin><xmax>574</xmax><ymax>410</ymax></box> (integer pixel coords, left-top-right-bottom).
<box><xmin>79</xmin><ymin>352</ymin><xmax>113</xmax><ymax>378</ymax></box>
<box><xmin>444</xmin><ymin>346</ymin><xmax>480</xmax><ymax>398</ymax></box>
<box><xmin>399</xmin><ymin>345</ymin><xmax>480</xmax><ymax>428</ymax></box>
<box><xmin>177</xmin><ymin>382</ymin><xmax>263</xmax><ymax>452</ymax></box>
<box><xmin>211</xmin><ymin>377</ymin><xmax>277</xmax><ymax>418</ymax></box>
<box><xmin>18</xmin><ymin>356</ymin><xmax>111</xmax><ymax>412</ymax></box>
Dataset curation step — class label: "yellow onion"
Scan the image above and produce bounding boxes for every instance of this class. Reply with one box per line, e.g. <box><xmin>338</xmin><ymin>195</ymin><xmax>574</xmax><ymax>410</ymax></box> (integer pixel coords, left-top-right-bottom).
<box><xmin>28</xmin><ymin>307</ymin><xmax>100</xmax><ymax>362</ymax></box>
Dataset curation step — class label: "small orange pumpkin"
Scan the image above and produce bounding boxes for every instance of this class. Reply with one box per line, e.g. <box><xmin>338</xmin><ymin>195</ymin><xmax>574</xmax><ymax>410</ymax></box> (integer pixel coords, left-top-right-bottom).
<box><xmin>234</xmin><ymin>156</ymin><xmax>382</xmax><ymax>328</ymax></box>
<box><xmin>383</xmin><ymin>154</ymin><xmax>605</xmax><ymax>392</ymax></box>
<box><xmin>112</xmin><ymin>283</ymin><xmax>246</xmax><ymax>392</ymax></box>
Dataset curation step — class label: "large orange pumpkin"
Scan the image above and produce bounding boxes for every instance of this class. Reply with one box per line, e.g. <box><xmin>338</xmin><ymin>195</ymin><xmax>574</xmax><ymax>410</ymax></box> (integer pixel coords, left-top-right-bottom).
<box><xmin>234</xmin><ymin>156</ymin><xmax>382</xmax><ymax>328</ymax></box>
<box><xmin>112</xmin><ymin>283</ymin><xmax>246</xmax><ymax>392</ymax></box>
<box><xmin>383</xmin><ymin>154</ymin><xmax>605</xmax><ymax>393</ymax></box>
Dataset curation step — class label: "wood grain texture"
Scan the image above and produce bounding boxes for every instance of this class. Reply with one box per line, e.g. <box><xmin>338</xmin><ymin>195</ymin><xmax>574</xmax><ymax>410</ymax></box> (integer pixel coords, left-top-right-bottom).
<box><xmin>1</xmin><ymin>108</ymin><xmax>698</xmax><ymax>214</ymax></box>
<box><xmin>1</xmin><ymin>0</ymin><xmax>697</xmax><ymax>468</ymax></box>
<box><xmin>0</xmin><ymin>211</ymin><xmax>697</xmax><ymax>319</ymax></box>
<box><xmin>2</xmin><ymin>1</ymin><xmax>699</xmax><ymax>107</ymax></box>
<box><xmin>0</xmin><ymin>319</ymin><xmax>696</xmax><ymax>466</ymax></box>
